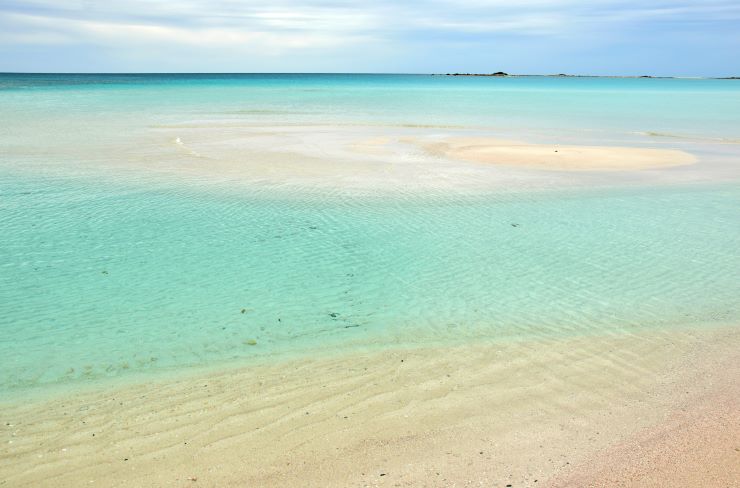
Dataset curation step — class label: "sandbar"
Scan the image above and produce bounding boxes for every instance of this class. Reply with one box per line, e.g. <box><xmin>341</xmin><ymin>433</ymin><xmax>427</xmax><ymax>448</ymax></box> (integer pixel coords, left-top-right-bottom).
<box><xmin>418</xmin><ymin>137</ymin><xmax>697</xmax><ymax>171</ymax></box>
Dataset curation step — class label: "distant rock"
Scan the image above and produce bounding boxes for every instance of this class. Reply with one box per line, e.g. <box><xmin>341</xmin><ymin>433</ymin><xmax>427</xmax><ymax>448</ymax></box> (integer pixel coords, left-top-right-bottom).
<box><xmin>446</xmin><ymin>71</ymin><xmax>509</xmax><ymax>77</ymax></box>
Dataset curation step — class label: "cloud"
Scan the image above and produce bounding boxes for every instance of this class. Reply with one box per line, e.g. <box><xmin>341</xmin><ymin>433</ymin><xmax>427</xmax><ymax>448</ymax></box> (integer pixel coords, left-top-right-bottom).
<box><xmin>4</xmin><ymin>1</ymin><xmax>740</xmax><ymax>44</ymax></box>
<box><xmin>0</xmin><ymin>0</ymin><xmax>738</xmax><ymax>73</ymax></box>
<box><xmin>0</xmin><ymin>10</ymin><xmax>376</xmax><ymax>54</ymax></box>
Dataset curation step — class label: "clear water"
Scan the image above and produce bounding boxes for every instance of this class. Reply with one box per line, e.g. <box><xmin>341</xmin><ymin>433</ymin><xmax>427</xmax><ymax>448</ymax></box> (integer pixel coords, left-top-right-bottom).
<box><xmin>1</xmin><ymin>74</ymin><xmax>739</xmax><ymax>397</ymax></box>
<box><xmin>2</xmin><ymin>74</ymin><xmax>739</xmax><ymax>139</ymax></box>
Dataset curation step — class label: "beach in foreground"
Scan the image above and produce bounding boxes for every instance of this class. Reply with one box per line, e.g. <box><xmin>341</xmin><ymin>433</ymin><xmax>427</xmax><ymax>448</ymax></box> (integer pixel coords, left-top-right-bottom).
<box><xmin>1</xmin><ymin>74</ymin><xmax>739</xmax><ymax>486</ymax></box>
<box><xmin>3</xmin><ymin>325</ymin><xmax>738</xmax><ymax>487</ymax></box>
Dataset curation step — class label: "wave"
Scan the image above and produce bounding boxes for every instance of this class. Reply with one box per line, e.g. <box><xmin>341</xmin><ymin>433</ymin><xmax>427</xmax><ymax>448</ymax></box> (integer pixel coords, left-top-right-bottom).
<box><xmin>638</xmin><ymin>131</ymin><xmax>740</xmax><ymax>143</ymax></box>
<box><xmin>173</xmin><ymin>137</ymin><xmax>202</xmax><ymax>157</ymax></box>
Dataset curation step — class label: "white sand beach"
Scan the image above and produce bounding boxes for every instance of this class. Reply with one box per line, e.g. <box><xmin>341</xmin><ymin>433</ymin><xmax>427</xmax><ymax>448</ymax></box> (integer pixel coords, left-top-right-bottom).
<box><xmin>2</xmin><ymin>324</ymin><xmax>737</xmax><ymax>487</ymax></box>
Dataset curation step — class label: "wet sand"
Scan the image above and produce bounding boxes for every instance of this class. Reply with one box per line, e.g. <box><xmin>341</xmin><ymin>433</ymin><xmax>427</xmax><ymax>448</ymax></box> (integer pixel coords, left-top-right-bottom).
<box><xmin>7</xmin><ymin>124</ymin><xmax>728</xmax><ymax>196</ymax></box>
<box><xmin>2</xmin><ymin>324</ymin><xmax>737</xmax><ymax>487</ymax></box>
<box><xmin>155</xmin><ymin>128</ymin><xmax>701</xmax><ymax>192</ymax></box>
<box><xmin>418</xmin><ymin>137</ymin><xmax>697</xmax><ymax>171</ymax></box>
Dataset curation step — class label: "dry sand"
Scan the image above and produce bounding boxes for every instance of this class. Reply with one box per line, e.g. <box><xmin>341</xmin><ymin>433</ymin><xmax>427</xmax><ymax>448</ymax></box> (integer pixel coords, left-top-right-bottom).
<box><xmin>1</xmin><ymin>324</ymin><xmax>737</xmax><ymax>487</ymax></box>
<box><xmin>550</xmin><ymin>382</ymin><xmax>740</xmax><ymax>487</ymax></box>
<box><xmin>418</xmin><ymin>137</ymin><xmax>697</xmax><ymax>171</ymax></box>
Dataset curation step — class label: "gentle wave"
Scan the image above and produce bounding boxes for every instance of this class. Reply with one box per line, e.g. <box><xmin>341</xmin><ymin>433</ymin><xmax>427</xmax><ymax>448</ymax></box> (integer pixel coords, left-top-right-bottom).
<box><xmin>638</xmin><ymin>131</ymin><xmax>740</xmax><ymax>143</ymax></box>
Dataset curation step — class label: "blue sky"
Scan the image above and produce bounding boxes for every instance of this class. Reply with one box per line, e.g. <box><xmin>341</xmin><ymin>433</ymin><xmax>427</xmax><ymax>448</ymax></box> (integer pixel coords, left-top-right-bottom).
<box><xmin>1</xmin><ymin>1</ymin><xmax>738</xmax><ymax>75</ymax></box>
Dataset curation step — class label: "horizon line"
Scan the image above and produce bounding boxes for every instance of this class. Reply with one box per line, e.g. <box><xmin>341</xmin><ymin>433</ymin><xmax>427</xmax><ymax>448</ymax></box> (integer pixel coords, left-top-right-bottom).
<box><xmin>1</xmin><ymin>71</ymin><xmax>739</xmax><ymax>79</ymax></box>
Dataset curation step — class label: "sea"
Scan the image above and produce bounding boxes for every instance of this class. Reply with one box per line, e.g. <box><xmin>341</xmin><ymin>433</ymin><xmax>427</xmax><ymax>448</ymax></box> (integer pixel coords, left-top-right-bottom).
<box><xmin>1</xmin><ymin>73</ymin><xmax>739</xmax><ymax>399</ymax></box>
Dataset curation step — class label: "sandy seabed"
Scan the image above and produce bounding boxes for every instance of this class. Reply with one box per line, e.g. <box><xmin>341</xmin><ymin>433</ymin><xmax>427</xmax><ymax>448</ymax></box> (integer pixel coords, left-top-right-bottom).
<box><xmin>1</xmin><ymin>324</ymin><xmax>737</xmax><ymax>487</ymax></box>
<box><xmin>62</xmin><ymin>125</ymin><xmax>707</xmax><ymax>194</ymax></box>
<box><xmin>2</xmin><ymin>126</ymin><xmax>738</xmax><ymax>487</ymax></box>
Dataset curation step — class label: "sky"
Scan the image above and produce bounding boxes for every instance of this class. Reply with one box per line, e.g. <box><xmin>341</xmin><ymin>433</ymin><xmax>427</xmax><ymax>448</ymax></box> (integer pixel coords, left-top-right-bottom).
<box><xmin>0</xmin><ymin>0</ymin><xmax>738</xmax><ymax>76</ymax></box>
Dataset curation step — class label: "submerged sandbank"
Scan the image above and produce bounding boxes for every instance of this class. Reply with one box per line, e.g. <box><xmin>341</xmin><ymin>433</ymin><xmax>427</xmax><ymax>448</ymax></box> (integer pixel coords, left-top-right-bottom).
<box><xmin>5</xmin><ymin>120</ymin><xmax>731</xmax><ymax>195</ymax></box>
<box><xmin>158</xmin><ymin>127</ymin><xmax>702</xmax><ymax>192</ymax></box>
<box><xmin>1</xmin><ymin>324</ymin><xmax>737</xmax><ymax>487</ymax></box>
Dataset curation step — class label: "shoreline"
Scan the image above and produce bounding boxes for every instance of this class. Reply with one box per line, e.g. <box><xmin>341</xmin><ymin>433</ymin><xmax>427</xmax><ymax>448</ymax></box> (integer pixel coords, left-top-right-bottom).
<box><xmin>2</xmin><ymin>323</ymin><xmax>737</xmax><ymax>487</ymax></box>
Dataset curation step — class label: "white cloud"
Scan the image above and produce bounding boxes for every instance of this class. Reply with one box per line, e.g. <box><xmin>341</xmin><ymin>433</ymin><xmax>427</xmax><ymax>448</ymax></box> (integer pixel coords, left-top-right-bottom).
<box><xmin>0</xmin><ymin>11</ymin><xmax>375</xmax><ymax>52</ymax></box>
<box><xmin>3</xmin><ymin>1</ymin><xmax>737</xmax><ymax>47</ymax></box>
<box><xmin>1</xmin><ymin>0</ymin><xmax>738</xmax><ymax>73</ymax></box>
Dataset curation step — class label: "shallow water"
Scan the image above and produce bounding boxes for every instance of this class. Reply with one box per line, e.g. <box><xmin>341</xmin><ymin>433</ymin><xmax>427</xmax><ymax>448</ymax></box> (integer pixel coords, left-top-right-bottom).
<box><xmin>2</xmin><ymin>176</ymin><xmax>738</xmax><ymax>394</ymax></box>
<box><xmin>2</xmin><ymin>74</ymin><xmax>740</xmax><ymax>142</ymax></box>
<box><xmin>1</xmin><ymin>74</ymin><xmax>739</xmax><ymax>398</ymax></box>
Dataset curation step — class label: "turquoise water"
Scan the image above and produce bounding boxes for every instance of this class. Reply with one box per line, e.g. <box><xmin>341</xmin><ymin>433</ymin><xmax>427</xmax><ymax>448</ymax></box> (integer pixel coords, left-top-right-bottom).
<box><xmin>1</xmin><ymin>74</ymin><xmax>739</xmax><ymax>397</ymax></box>
<box><xmin>2</xmin><ymin>74</ymin><xmax>740</xmax><ymax>137</ymax></box>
